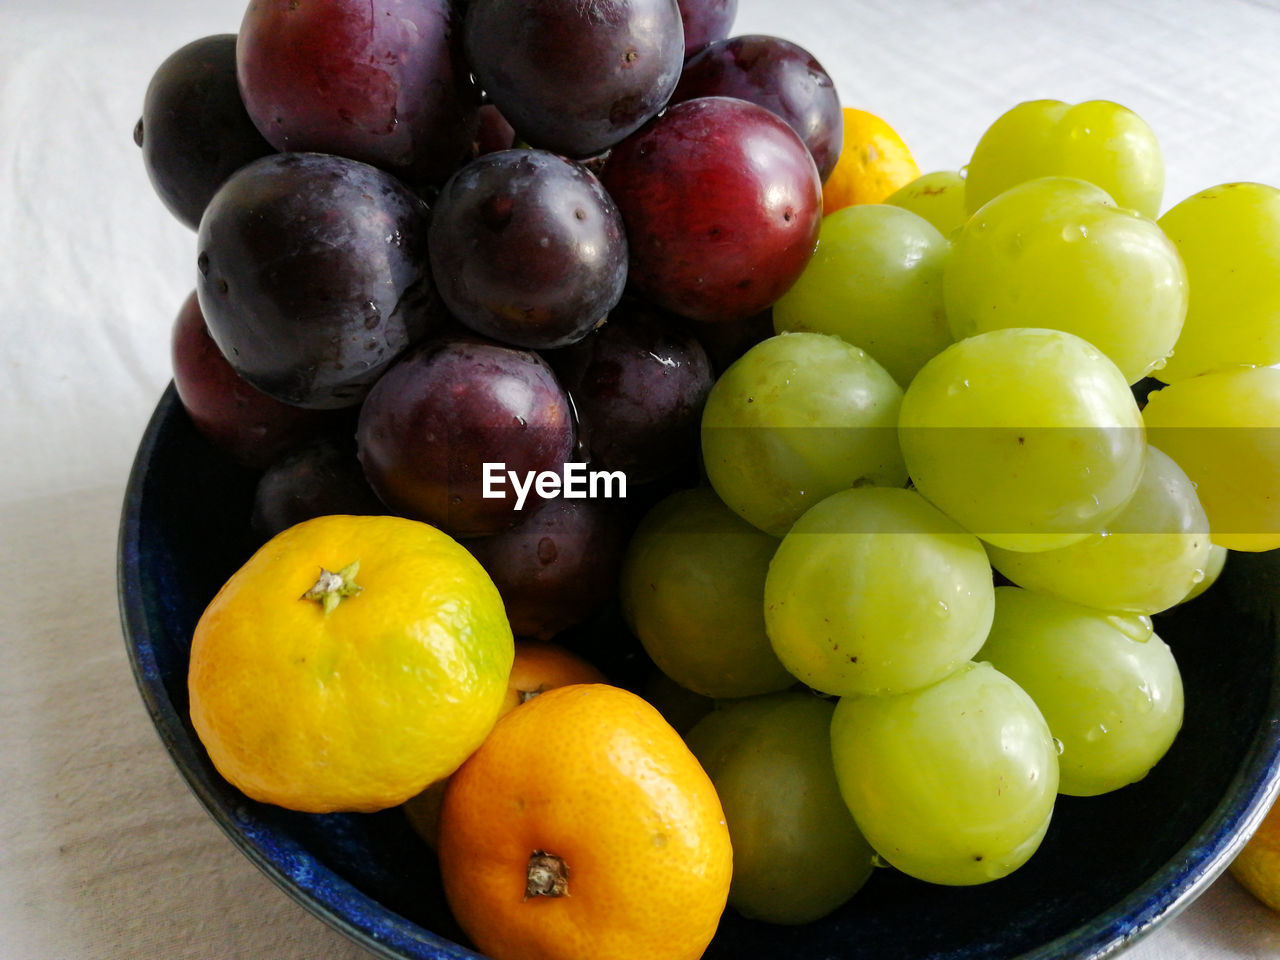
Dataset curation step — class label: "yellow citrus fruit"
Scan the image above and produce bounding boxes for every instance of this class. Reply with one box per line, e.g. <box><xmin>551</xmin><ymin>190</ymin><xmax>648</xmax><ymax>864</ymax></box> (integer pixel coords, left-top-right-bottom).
<box><xmin>188</xmin><ymin>514</ymin><xmax>514</xmax><ymax>814</ymax></box>
<box><xmin>1231</xmin><ymin>795</ymin><xmax>1280</xmax><ymax>911</ymax></box>
<box><xmin>403</xmin><ymin>641</ymin><xmax>606</xmax><ymax>847</ymax></box>
<box><xmin>822</xmin><ymin>107</ymin><xmax>922</xmax><ymax>214</ymax></box>
<box><xmin>437</xmin><ymin>683</ymin><xmax>732</xmax><ymax>960</ymax></box>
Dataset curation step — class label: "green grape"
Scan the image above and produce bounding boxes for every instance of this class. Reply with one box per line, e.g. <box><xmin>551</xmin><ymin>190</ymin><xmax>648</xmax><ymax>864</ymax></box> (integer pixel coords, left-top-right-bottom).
<box><xmin>619</xmin><ymin>487</ymin><xmax>795</xmax><ymax>699</ymax></box>
<box><xmin>964</xmin><ymin>99</ymin><xmax>1164</xmax><ymax>219</ymax></box>
<box><xmin>898</xmin><ymin>327</ymin><xmax>1146</xmax><ymax>553</ymax></box>
<box><xmin>830</xmin><ymin>661</ymin><xmax>1059</xmax><ymax>886</ymax></box>
<box><xmin>701</xmin><ymin>332</ymin><xmax>907</xmax><ymax>536</ymax></box>
<box><xmin>642</xmin><ymin>668</ymin><xmax>714</xmax><ymax>736</ymax></box>
<box><xmin>1156</xmin><ymin>182</ymin><xmax>1280</xmax><ymax>381</ymax></box>
<box><xmin>764</xmin><ymin>486</ymin><xmax>993</xmax><ymax>697</ymax></box>
<box><xmin>985</xmin><ymin>446</ymin><xmax>1211</xmax><ymax>615</ymax></box>
<box><xmin>885</xmin><ymin>170</ymin><xmax>968</xmax><ymax>238</ymax></box>
<box><xmin>945</xmin><ymin>177</ymin><xmax>1186</xmax><ymax>384</ymax></box>
<box><xmin>772</xmin><ymin>204</ymin><xmax>952</xmax><ymax>387</ymax></box>
<box><xmin>686</xmin><ymin>692</ymin><xmax>874</xmax><ymax>924</ymax></box>
<box><xmin>977</xmin><ymin>586</ymin><xmax>1184</xmax><ymax>797</ymax></box>
<box><xmin>1143</xmin><ymin>366</ymin><xmax>1280</xmax><ymax>551</ymax></box>
<box><xmin>1179</xmin><ymin>544</ymin><xmax>1228</xmax><ymax>605</ymax></box>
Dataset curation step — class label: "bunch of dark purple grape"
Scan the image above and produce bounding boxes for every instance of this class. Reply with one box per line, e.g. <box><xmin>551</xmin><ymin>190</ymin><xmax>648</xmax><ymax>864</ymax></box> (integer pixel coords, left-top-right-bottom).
<box><xmin>138</xmin><ymin>0</ymin><xmax>842</xmax><ymax>641</ymax></box>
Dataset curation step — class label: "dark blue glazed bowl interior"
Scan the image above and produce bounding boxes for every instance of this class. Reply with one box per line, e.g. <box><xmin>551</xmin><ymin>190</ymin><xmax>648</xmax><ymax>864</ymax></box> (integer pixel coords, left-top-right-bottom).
<box><xmin>119</xmin><ymin>384</ymin><xmax>1280</xmax><ymax>960</ymax></box>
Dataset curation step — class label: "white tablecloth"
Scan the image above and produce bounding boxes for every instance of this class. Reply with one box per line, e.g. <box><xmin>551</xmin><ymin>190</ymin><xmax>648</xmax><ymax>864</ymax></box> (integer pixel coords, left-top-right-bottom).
<box><xmin>3</xmin><ymin>0</ymin><xmax>1280</xmax><ymax>956</ymax></box>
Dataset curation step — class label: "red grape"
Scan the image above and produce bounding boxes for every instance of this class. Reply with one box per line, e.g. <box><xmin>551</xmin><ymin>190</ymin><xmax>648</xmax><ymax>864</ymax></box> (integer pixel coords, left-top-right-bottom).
<box><xmin>672</xmin><ymin>35</ymin><xmax>843</xmax><ymax>182</ymax></box>
<box><xmin>463</xmin><ymin>0</ymin><xmax>685</xmax><ymax>158</ymax></box>
<box><xmin>548</xmin><ymin>299</ymin><xmax>713</xmax><ymax>483</ymax></box>
<box><xmin>170</xmin><ymin>291</ymin><xmax>337</xmax><ymax>469</ymax></box>
<box><xmin>601</xmin><ymin>96</ymin><xmax>822</xmax><ymax>323</ymax></box>
<box><xmin>250</xmin><ymin>437</ymin><xmax>385</xmax><ymax>542</ymax></box>
<box><xmin>466</xmin><ymin>495</ymin><xmax>626</xmax><ymax>640</ymax></box>
<box><xmin>473</xmin><ymin>104</ymin><xmax>517</xmax><ymax>158</ymax></box>
<box><xmin>237</xmin><ymin>0</ymin><xmax>478</xmax><ymax>185</ymax></box>
<box><xmin>676</xmin><ymin>0</ymin><xmax>739</xmax><ymax>60</ymax></box>
<box><xmin>356</xmin><ymin>336</ymin><xmax>577</xmax><ymax>538</ymax></box>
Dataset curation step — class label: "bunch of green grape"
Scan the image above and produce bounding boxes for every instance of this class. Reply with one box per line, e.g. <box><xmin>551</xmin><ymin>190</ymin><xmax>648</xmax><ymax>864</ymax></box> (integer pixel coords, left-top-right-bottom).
<box><xmin>622</xmin><ymin>96</ymin><xmax>1280</xmax><ymax>920</ymax></box>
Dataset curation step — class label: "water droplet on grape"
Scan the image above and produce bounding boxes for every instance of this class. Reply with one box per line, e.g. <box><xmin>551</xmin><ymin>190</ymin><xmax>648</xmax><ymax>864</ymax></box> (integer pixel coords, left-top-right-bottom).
<box><xmin>197</xmin><ymin>252</ymin><xmax>210</xmax><ymax>276</ymax></box>
<box><xmin>1084</xmin><ymin>723</ymin><xmax>1109</xmax><ymax>743</ymax></box>
<box><xmin>1190</xmin><ymin>568</ymin><xmax>1206</xmax><ymax>584</ymax></box>
<box><xmin>1105</xmin><ymin>613</ymin><xmax>1153</xmax><ymax>643</ymax></box>
<box><xmin>870</xmin><ymin>853</ymin><xmax>891</xmax><ymax>869</ymax></box>
<box><xmin>362</xmin><ymin>301</ymin><xmax>381</xmax><ymax>329</ymax></box>
<box><xmin>935</xmin><ymin>600</ymin><xmax>950</xmax><ymax>618</ymax></box>
<box><xmin>1053</xmin><ymin>737</ymin><xmax>1065</xmax><ymax>755</ymax></box>
<box><xmin>1133</xmin><ymin>682</ymin><xmax>1155</xmax><ymax>713</ymax></box>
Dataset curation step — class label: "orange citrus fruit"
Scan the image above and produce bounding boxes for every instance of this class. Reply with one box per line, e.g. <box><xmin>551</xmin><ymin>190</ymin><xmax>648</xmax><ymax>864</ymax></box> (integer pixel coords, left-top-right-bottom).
<box><xmin>188</xmin><ymin>514</ymin><xmax>514</xmax><ymax>814</ymax></box>
<box><xmin>1231</xmin><ymin>794</ymin><xmax>1280</xmax><ymax>911</ymax></box>
<box><xmin>437</xmin><ymin>683</ymin><xmax>732</xmax><ymax>960</ymax></box>
<box><xmin>404</xmin><ymin>641</ymin><xmax>606</xmax><ymax>847</ymax></box>
<box><xmin>500</xmin><ymin>640</ymin><xmax>609</xmax><ymax>714</ymax></box>
<box><xmin>822</xmin><ymin>107</ymin><xmax>921</xmax><ymax>214</ymax></box>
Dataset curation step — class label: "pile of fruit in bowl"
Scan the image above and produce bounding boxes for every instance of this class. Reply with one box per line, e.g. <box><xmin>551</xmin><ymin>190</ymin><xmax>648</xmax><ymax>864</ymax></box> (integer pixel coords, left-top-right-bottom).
<box><xmin>119</xmin><ymin>0</ymin><xmax>1280</xmax><ymax>958</ymax></box>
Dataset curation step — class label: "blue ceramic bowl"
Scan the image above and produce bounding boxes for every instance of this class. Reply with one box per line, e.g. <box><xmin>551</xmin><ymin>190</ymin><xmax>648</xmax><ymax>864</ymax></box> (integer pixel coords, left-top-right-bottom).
<box><xmin>119</xmin><ymin>384</ymin><xmax>1280</xmax><ymax>960</ymax></box>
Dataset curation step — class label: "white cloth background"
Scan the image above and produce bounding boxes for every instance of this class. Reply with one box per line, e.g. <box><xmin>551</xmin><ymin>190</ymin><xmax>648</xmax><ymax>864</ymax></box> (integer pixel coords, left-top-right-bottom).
<box><xmin>3</xmin><ymin>0</ymin><xmax>1280</xmax><ymax>956</ymax></box>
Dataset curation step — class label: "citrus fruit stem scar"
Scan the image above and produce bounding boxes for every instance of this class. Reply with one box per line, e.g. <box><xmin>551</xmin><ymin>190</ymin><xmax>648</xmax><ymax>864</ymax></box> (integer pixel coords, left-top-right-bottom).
<box><xmin>301</xmin><ymin>561</ymin><xmax>363</xmax><ymax>614</ymax></box>
<box><xmin>518</xmin><ymin>685</ymin><xmax>548</xmax><ymax>704</ymax></box>
<box><xmin>525</xmin><ymin>850</ymin><xmax>569</xmax><ymax>899</ymax></box>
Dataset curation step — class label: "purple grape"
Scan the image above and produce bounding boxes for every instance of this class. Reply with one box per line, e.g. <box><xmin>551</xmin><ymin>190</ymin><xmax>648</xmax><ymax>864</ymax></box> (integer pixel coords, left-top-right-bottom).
<box><xmin>170</xmin><ymin>291</ymin><xmax>339</xmax><ymax>469</ymax></box>
<box><xmin>251</xmin><ymin>437</ymin><xmax>385</xmax><ymax>542</ymax></box>
<box><xmin>428</xmin><ymin>150</ymin><xmax>627</xmax><ymax>350</ymax></box>
<box><xmin>356</xmin><ymin>336</ymin><xmax>576</xmax><ymax>538</ymax></box>
<box><xmin>689</xmin><ymin>308</ymin><xmax>776</xmax><ymax>373</ymax></box>
<box><xmin>237</xmin><ymin>0</ymin><xmax>479</xmax><ymax>185</ymax></box>
<box><xmin>463</xmin><ymin>0</ymin><xmax>685</xmax><ymax>158</ymax></box>
<box><xmin>136</xmin><ymin>35</ymin><xmax>274</xmax><ymax>230</ymax></box>
<box><xmin>672</xmin><ymin>35</ymin><xmax>843</xmax><ymax>182</ymax></box>
<box><xmin>676</xmin><ymin>0</ymin><xmax>738</xmax><ymax>59</ymax></box>
<box><xmin>196</xmin><ymin>152</ymin><xmax>438</xmax><ymax>409</ymax></box>
<box><xmin>473</xmin><ymin>104</ymin><xmax>517</xmax><ymax>157</ymax></box>
<box><xmin>548</xmin><ymin>300</ymin><xmax>713</xmax><ymax>484</ymax></box>
<box><xmin>466</xmin><ymin>495</ymin><xmax>626</xmax><ymax>640</ymax></box>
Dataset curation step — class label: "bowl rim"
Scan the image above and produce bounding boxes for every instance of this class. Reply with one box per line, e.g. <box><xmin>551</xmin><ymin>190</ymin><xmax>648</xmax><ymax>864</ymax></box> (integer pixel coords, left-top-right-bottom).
<box><xmin>116</xmin><ymin>383</ymin><xmax>1280</xmax><ymax>960</ymax></box>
